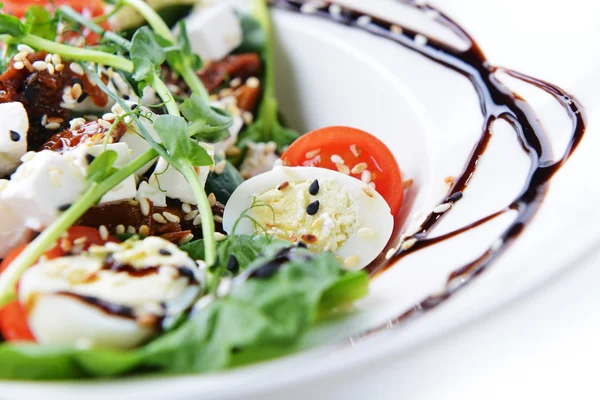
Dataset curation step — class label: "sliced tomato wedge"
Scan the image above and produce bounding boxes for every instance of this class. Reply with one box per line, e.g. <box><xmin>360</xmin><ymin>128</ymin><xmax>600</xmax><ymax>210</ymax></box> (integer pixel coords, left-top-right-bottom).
<box><xmin>281</xmin><ymin>126</ymin><xmax>404</xmax><ymax>215</ymax></box>
<box><xmin>0</xmin><ymin>226</ymin><xmax>118</xmax><ymax>342</ymax></box>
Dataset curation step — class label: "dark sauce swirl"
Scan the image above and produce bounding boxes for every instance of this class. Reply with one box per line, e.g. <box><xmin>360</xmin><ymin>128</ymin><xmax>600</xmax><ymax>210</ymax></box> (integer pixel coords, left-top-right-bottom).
<box><xmin>271</xmin><ymin>0</ymin><xmax>586</xmax><ymax>332</ymax></box>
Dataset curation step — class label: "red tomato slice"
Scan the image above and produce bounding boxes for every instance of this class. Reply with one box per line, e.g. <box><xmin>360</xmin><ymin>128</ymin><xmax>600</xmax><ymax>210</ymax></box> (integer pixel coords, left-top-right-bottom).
<box><xmin>281</xmin><ymin>126</ymin><xmax>404</xmax><ymax>215</ymax></box>
<box><xmin>0</xmin><ymin>226</ymin><xmax>118</xmax><ymax>342</ymax></box>
<box><xmin>3</xmin><ymin>0</ymin><xmax>104</xmax><ymax>18</ymax></box>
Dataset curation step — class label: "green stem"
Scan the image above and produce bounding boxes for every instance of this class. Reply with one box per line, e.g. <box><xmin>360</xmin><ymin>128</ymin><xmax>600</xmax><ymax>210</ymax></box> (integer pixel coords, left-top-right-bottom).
<box><xmin>0</xmin><ymin>148</ymin><xmax>158</xmax><ymax>307</ymax></box>
<box><xmin>180</xmin><ymin>61</ymin><xmax>209</xmax><ymax>102</ymax></box>
<box><xmin>22</xmin><ymin>34</ymin><xmax>133</xmax><ymax>72</ymax></box>
<box><xmin>151</xmin><ymin>74</ymin><xmax>180</xmax><ymax>116</ymax></box>
<box><xmin>60</xmin><ymin>6</ymin><xmax>131</xmax><ymax>50</ymax></box>
<box><xmin>181</xmin><ymin>164</ymin><xmax>216</xmax><ymax>266</ymax></box>
<box><xmin>122</xmin><ymin>0</ymin><xmax>175</xmax><ymax>42</ymax></box>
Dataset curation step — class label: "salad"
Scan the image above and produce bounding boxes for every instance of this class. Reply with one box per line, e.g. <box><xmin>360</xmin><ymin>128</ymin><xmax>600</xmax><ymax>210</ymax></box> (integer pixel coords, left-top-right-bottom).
<box><xmin>0</xmin><ymin>0</ymin><xmax>403</xmax><ymax>379</ymax></box>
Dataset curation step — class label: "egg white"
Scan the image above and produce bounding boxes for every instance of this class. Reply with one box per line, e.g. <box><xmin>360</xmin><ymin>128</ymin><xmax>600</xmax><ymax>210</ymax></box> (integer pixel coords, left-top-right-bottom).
<box><xmin>223</xmin><ymin>166</ymin><xmax>394</xmax><ymax>270</ymax></box>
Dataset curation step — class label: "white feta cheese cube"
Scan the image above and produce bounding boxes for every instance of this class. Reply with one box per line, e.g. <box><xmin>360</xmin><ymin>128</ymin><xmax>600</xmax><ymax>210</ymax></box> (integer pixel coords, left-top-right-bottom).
<box><xmin>0</xmin><ymin>201</ymin><xmax>34</xmax><ymax>258</ymax></box>
<box><xmin>71</xmin><ymin>143</ymin><xmax>137</xmax><ymax>204</ymax></box>
<box><xmin>183</xmin><ymin>4</ymin><xmax>242</xmax><ymax>61</ymax></box>
<box><xmin>0</xmin><ymin>150</ymin><xmax>87</xmax><ymax>230</ymax></box>
<box><xmin>118</xmin><ymin>103</ymin><xmax>160</xmax><ymax>176</ymax></box>
<box><xmin>135</xmin><ymin>181</ymin><xmax>167</xmax><ymax>207</ymax></box>
<box><xmin>149</xmin><ymin>144</ymin><xmax>214</xmax><ymax>205</ymax></box>
<box><xmin>211</xmin><ymin>100</ymin><xmax>243</xmax><ymax>156</ymax></box>
<box><xmin>0</xmin><ymin>102</ymin><xmax>29</xmax><ymax>176</ymax></box>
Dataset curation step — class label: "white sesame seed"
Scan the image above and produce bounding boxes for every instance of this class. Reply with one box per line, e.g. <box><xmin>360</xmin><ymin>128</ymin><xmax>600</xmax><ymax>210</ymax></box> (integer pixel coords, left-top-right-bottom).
<box><xmin>116</xmin><ymin>224</ymin><xmax>125</xmax><ymax>235</ymax></box>
<box><xmin>139</xmin><ymin>225</ymin><xmax>150</xmax><ymax>236</ymax></box>
<box><xmin>69</xmin><ymin>62</ymin><xmax>84</xmax><ymax>75</ymax></box>
<box><xmin>193</xmin><ymin>215</ymin><xmax>202</xmax><ymax>226</ymax></box>
<box><xmin>48</xmin><ymin>168</ymin><xmax>62</xmax><ymax>188</ymax></box>
<box><xmin>391</xmin><ymin>24</ymin><xmax>403</xmax><ymax>34</ymax></box>
<box><xmin>369</xmin><ymin>182</ymin><xmax>377</xmax><ymax>190</ymax></box>
<box><xmin>300</xmin><ymin>2</ymin><xmax>319</xmax><ymax>14</ymax></box>
<box><xmin>99</xmin><ymin>225</ymin><xmax>109</xmax><ymax>241</ymax></box>
<box><xmin>84</xmin><ymin>115</ymin><xmax>98</xmax><ymax>121</ymax></box>
<box><xmin>208</xmin><ymin>192</ymin><xmax>217</xmax><ymax>207</ymax></box>
<box><xmin>55</xmin><ymin>63</ymin><xmax>64</xmax><ymax>72</ymax></box>
<box><xmin>13</xmin><ymin>52</ymin><xmax>26</xmax><ymax>62</ymax></box>
<box><xmin>32</xmin><ymin>61</ymin><xmax>47</xmax><ymax>71</ymax></box>
<box><xmin>344</xmin><ymin>255</ymin><xmax>359</xmax><ymax>267</ymax></box>
<box><xmin>214</xmin><ymin>232</ymin><xmax>227</xmax><ymax>242</ymax></box>
<box><xmin>336</xmin><ymin>164</ymin><xmax>350</xmax><ymax>175</ymax></box>
<box><xmin>51</xmin><ymin>54</ymin><xmax>62</xmax><ymax>66</ymax></box>
<box><xmin>329</xmin><ymin>3</ymin><xmax>342</xmax><ymax>17</ymax></box>
<box><xmin>362</xmin><ymin>184</ymin><xmax>375</xmax><ymax>198</ymax></box>
<box><xmin>45</xmin><ymin>122</ymin><xmax>61</xmax><ymax>130</ymax></box>
<box><xmin>153</xmin><ymin>213</ymin><xmax>167</xmax><ymax>224</ymax></box>
<box><xmin>215</xmin><ymin>160</ymin><xmax>227</xmax><ymax>174</ymax></box>
<box><xmin>44</xmin><ymin>54</ymin><xmax>52</xmax><ymax>63</ymax></box>
<box><xmin>13</xmin><ymin>61</ymin><xmax>24</xmax><ymax>70</ymax></box>
<box><xmin>361</xmin><ymin>170</ymin><xmax>372</xmax><ymax>183</ymax></box>
<box><xmin>246</xmin><ymin>77</ymin><xmax>260</xmax><ymax>88</ymax></box>
<box><xmin>331</xmin><ymin>154</ymin><xmax>344</xmax><ymax>164</ymax></box>
<box><xmin>358</xmin><ymin>228</ymin><xmax>375</xmax><ymax>238</ymax></box>
<box><xmin>71</xmin><ymin>84</ymin><xmax>83</xmax><ymax>100</ymax></box>
<box><xmin>357</xmin><ymin>15</ymin><xmax>372</xmax><ymax>26</ymax></box>
<box><xmin>102</xmin><ymin>112</ymin><xmax>116</xmax><ymax>122</ymax></box>
<box><xmin>433</xmin><ymin>203</ymin><xmax>452</xmax><ymax>213</ymax></box>
<box><xmin>214</xmin><ymin>215</ymin><xmax>223</xmax><ymax>223</ymax></box>
<box><xmin>184</xmin><ymin>209</ymin><xmax>199</xmax><ymax>221</ymax></box>
<box><xmin>350</xmin><ymin>144</ymin><xmax>361</xmax><ymax>157</ymax></box>
<box><xmin>98</xmin><ymin>119</ymin><xmax>112</xmax><ymax>129</ymax></box>
<box><xmin>17</xmin><ymin>44</ymin><xmax>34</xmax><ymax>54</ymax></box>
<box><xmin>139</xmin><ymin>198</ymin><xmax>150</xmax><ymax>216</ymax></box>
<box><xmin>179</xmin><ymin>233</ymin><xmax>194</xmax><ymax>245</ymax></box>
<box><xmin>69</xmin><ymin>117</ymin><xmax>86</xmax><ymax>130</ymax></box>
<box><xmin>351</xmin><ymin>162</ymin><xmax>368</xmax><ymax>174</ymax></box>
<box><xmin>40</xmin><ymin>114</ymin><xmax>48</xmax><ymax>126</ymax></box>
<box><xmin>163</xmin><ymin>212</ymin><xmax>180</xmax><ymax>224</ymax></box>
<box><xmin>414</xmin><ymin>34</ymin><xmax>428</xmax><ymax>46</ymax></box>
<box><xmin>230</xmin><ymin>77</ymin><xmax>242</xmax><ymax>88</ymax></box>
<box><xmin>305</xmin><ymin>148</ymin><xmax>321</xmax><ymax>159</ymax></box>
<box><xmin>242</xmin><ymin>111</ymin><xmax>254</xmax><ymax>125</ymax></box>
<box><xmin>182</xmin><ymin>203</ymin><xmax>192</xmax><ymax>214</ymax></box>
<box><xmin>126</xmin><ymin>225</ymin><xmax>137</xmax><ymax>234</ymax></box>
<box><xmin>73</xmin><ymin>237</ymin><xmax>87</xmax><ymax>245</ymax></box>
<box><xmin>22</xmin><ymin>57</ymin><xmax>33</xmax><ymax>72</ymax></box>
<box><xmin>401</xmin><ymin>238</ymin><xmax>417</xmax><ymax>251</ymax></box>
<box><xmin>385</xmin><ymin>248</ymin><xmax>397</xmax><ymax>260</ymax></box>
<box><xmin>47</xmin><ymin>63</ymin><xmax>55</xmax><ymax>75</ymax></box>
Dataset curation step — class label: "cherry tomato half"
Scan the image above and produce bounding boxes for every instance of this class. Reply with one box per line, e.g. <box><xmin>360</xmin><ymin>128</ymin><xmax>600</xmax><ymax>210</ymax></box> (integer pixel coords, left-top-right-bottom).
<box><xmin>281</xmin><ymin>126</ymin><xmax>404</xmax><ymax>215</ymax></box>
<box><xmin>0</xmin><ymin>226</ymin><xmax>118</xmax><ymax>342</ymax></box>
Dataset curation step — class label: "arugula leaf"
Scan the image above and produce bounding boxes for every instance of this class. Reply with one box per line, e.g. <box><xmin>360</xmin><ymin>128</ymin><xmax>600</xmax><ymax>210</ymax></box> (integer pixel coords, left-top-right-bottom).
<box><xmin>130</xmin><ymin>26</ymin><xmax>165</xmax><ymax>81</ymax></box>
<box><xmin>24</xmin><ymin>6</ymin><xmax>57</xmax><ymax>41</ymax></box>
<box><xmin>0</xmin><ymin>14</ymin><xmax>25</xmax><ymax>38</ymax></box>
<box><xmin>153</xmin><ymin>115</ymin><xmax>213</xmax><ymax>167</ymax></box>
<box><xmin>86</xmin><ymin>150</ymin><xmax>118</xmax><ymax>183</ymax></box>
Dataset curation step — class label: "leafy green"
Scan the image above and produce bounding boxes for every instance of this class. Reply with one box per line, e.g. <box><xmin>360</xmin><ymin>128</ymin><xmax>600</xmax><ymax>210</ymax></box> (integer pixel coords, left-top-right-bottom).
<box><xmin>130</xmin><ymin>26</ymin><xmax>165</xmax><ymax>81</ymax></box>
<box><xmin>0</xmin><ymin>14</ymin><xmax>25</xmax><ymax>38</ymax></box>
<box><xmin>181</xmin><ymin>94</ymin><xmax>233</xmax><ymax>142</ymax></box>
<box><xmin>237</xmin><ymin>2</ymin><xmax>300</xmax><ymax>151</ymax></box>
<box><xmin>153</xmin><ymin>115</ymin><xmax>213</xmax><ymax>167</ymax></box>
<box><xmin>235</xmin><ymin>11</ymin><xmax>267</xmax><ymax>55</ymax></box>
<box><xmin>204</xmin><ymin>158</ymin><xmax>244</xmax><ymax>204</ymax></box>
<box><xmin>0</xmin><ymin>246</ymin><xmax>368</xmax><ymax>379</ymax></box>
<box><xmin>24</xmin><ymin>6</ymin><xmax>57</xmax><ymax>41</ymax></box>
<box><xmin>86</xmin><ymin>150</ymin><xmax>118</xmax><ymax>183</ymax></box>
<box><xmin>168</xmin><ymin>20</ymin><xmax>202</xmax><ymax>72</ymax></box>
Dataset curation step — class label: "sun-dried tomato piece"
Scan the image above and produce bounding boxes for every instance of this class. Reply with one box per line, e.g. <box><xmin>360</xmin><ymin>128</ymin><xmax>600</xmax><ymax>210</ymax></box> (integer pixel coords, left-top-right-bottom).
<box><xmin>199</xmin><ymin>53</ymin><xmax>262</xmax><ymax>93</ymax></box>
<box><xmin>42</xmin><ymin>120</ymin><xmax>127</xmax><ymax>151</ymax></box>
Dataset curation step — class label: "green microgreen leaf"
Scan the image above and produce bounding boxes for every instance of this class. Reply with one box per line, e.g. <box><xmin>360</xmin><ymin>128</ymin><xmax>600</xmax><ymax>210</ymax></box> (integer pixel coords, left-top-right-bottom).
<box><xmin>130</xmin><ymin>26</ymin><xmax>165</xmax><ymax>81</ymax></box>
<box><xmin>173</xmin><ymin>20</ymin><xmax>202</xmax><ymax>71</ymax></box>
<box><xmin>86</xmin><ymin>150</ymin><xmax>118</xmax><ymax>183</ymax></box>
<box><xmin>24</xmin><ymin>6</ymin><xmax>57</xmax><ymax>41</ymax></box>
<box><xmin>0</xmin><ymin>14</ymin><xmax>25</xmax><ymax>38</ymax></box>
<box><xmin>181</xmin><ymin>94</ymin><xmax>234</xmax><ymax>142</ymax></box>
<box><xmin>153</xmin><ymin>115</ymin><xmax>214</xmax><ymax>167</ymax></box>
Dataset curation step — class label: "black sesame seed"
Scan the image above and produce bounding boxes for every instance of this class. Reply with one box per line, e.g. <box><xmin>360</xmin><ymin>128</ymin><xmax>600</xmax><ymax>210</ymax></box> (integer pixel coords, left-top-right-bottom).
<box><xmin>447</xmin><ymin>192</ymin><xmax>464</xmax><ymax>203</ymax></box>
<box><xmin>227</xmin><ymin>255</ymin><xmax>239</xmax><ymax>273</ymax></box>
<box><xmin>159</xmin><ymin>249</ymin><xmax>171</xmax><ymax>256</ymax></box>
<box><xmin>309</xmin><ymin>179</ymin><xmax>320</xmax><ymax>195</ymax></box>
<box><xmin>297</xmin><ymin>241</ymin><xmax>308</xmax><ymax>249</ymax></box>
<box><xmin>177</xmin><ymin>267</ymin><xmax>196</xmax><ymax>281</ymax></box>
<box><xmin>77</xmin><ymin>92</ymin><xmax>89</xmax><ymax>103</ymax></box>
<box><xmin>85</xmin><ymin>154</ymin><xmax>96</xmax><ymax>165</ymax></box>
<box><xmin>57</xmin><ymin>203</ymin><xmax>71</xmax><ymax>212</ymax></box>
<box><xmin>306</xmin><ymin>200</ymin><xmax>320</xmax><ymax>216</ymax></box>
<box><xmin>9</xmin><ymin>130</ymin><xmax>20</xmax><ymax>142</ymax></box>
<box><xmin>70</xmin><ymin>77</ymin><xmax>84</xmax><ymax>87</ymax></box>
<box><xmin>123</xmin><ymin>94</ymin><xmax>130</xmax><ymax>100</ymax></box>
<box><xmin>131</xmin><ymin>103</ymin><xmax>139</xmax><ymax>110</ymax></box>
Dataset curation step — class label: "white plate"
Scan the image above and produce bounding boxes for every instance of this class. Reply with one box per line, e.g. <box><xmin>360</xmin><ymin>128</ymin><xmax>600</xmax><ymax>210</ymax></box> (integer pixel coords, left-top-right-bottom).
<box><xmin>3</xmin><ymin>0</ymin><xmax>600</xmax><ymax>398</ymax></box>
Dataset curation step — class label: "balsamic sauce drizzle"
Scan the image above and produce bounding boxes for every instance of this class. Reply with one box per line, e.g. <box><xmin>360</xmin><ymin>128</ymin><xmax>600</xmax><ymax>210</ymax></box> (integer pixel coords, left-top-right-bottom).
<box><xmin>271</xmin><ymin>0</ymin><xmax>586</xmax><ymax>331</ymax></box>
